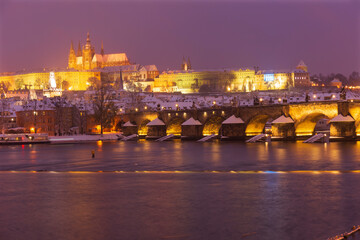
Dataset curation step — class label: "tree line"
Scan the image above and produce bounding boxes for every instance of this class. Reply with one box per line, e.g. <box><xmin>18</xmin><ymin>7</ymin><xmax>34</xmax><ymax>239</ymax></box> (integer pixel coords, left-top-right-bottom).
<box><xmin>311</xmin><ymin>71</ymin><xmax>360</xmax><ymax>86</ymax></box>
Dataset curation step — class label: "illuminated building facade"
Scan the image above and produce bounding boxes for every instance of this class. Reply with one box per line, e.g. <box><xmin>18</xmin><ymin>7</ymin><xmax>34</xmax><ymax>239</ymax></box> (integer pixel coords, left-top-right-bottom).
<box><xmin>0</xmin><ymin>71</ymin><xmax>101</xmax><ymax>91</ymax></box>
<box><xmin>153</xmin><ymin>68</ymin><xmax>258</xmax><ymax>93</ymax></box>
<box><xmin>68</xmin><ymin>33</ymin><xmax>130</xmax><ymax>70</ymax></box>
<box><xmin>0</xmin><ymin>33</ymin><xmax>158</xmax><ymax>92</ymax></box>
<box><xmin>154</xmin><ymin>61</ymin><xmax>311</xmax><ymax>93</ymax></box>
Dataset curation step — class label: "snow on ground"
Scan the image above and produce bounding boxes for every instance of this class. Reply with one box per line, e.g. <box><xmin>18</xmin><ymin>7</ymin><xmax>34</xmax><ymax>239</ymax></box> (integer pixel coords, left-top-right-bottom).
<box><xmin>49</xmin><ymin>133</ymin><xmax>120</xmax><ymax>143</ymax></box>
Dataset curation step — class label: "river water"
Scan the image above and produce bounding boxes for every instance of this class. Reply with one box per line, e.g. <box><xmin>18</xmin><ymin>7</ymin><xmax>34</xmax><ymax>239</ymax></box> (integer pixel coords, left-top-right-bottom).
<box><xmin>1</xmin><ymin>141</ymin><xmax>360</xmax><ymax>239</ymax></box>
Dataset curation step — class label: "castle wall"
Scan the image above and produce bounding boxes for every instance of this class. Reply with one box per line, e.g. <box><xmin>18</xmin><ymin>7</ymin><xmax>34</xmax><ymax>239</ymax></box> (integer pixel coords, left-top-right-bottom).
<box><xmin>0</xmin><ymin>71</ymin><xmax>101</xmax><ymax>91</ymax></box>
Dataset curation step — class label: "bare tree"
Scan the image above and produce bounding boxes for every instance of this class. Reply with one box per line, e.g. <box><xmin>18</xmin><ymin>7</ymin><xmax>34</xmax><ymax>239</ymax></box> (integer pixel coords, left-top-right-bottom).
<box><xmin>91</xmin><ymin>77</ymin><xmax>117</xmax><ymax>136</ymax></box>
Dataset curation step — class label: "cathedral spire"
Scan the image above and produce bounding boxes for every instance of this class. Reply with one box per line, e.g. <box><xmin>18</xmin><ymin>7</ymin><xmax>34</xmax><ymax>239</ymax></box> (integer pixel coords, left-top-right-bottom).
<box><xmin>77</xmin><ymin>41</ymin><xmax>82</xmax><ymax>57</ymax></box>
<box><xmin>181</xmin><ymin>56</ymin><xmax>188</xmax><ymax>71</ymax></box>
<box><xmin>187</xmin><ymin>57</ymin><xmax>192</xmax><ymax>70</ymax></box>
<box><xmin>70</xmin><ymin>41</ymin><xmax>75</xmax><ymax>52</ymax></box>
<box><xmin>85</xmin><ymin>32</ymin><xmax>91</xmax><ymax>50</ymax></box>
<box><xmin>101</xmin><ymin>41</ymin><xmax>104</xmax><ymax>55</ymax></box>
<box><xmin>68</xmin><ymin>41</ymin><xmax>76</xmax><ymax>69</ymax></box>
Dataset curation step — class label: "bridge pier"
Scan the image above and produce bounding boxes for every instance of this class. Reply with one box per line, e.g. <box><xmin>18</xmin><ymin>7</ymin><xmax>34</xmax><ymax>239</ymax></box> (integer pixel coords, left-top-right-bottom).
<box><xmin>221</xmin><ymin>124</ymin><xmax>245</xmax><ymax>139</ymax></box>
<box><xmin>147</xmin><ymin>125</ymin><xmax>167</xmax><ymax>139</ymax></box>
<box><xmin>271</xmin><ymin>123</ymin><xmax>295</xmax><ymax>140</ymax></box>
<box><xmin>330</xmin><ymin>122</ymin><xmax>355</xmax><ymax>139</ymax></box>
<box><xmin>181</xmin><ymin>125</ymin><xmax>203</xmax><ymax>140</ymax></box>
<box><xmin>329</xmin><ymin>114</ymin><xmax>356</xmax><ymax>140</ymax></box>
<box><xmin>122</xmin><ymin>126</ymin><xmax>138</xmax><ymax>136</ymax></box>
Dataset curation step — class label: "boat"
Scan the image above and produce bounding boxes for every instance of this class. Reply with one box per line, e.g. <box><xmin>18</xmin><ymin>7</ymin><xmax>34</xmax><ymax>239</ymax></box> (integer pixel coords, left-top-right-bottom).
<box><xmin>0</xmin><ymin>133</ymin><xmax>50</xmax><ymax>145</ymax></box>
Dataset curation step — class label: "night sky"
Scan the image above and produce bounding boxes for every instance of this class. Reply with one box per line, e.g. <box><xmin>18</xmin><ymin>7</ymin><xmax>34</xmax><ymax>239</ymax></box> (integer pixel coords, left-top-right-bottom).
<box><xmin>0</xmin><ymin>0</ymin><xmax>359</xmax><ymax>75</ymax></box>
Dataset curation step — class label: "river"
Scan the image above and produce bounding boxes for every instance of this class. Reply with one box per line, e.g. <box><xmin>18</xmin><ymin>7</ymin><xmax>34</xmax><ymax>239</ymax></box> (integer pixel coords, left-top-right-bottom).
<box><xmin>1</xmin><ymin>141</ymin><xmax>359</xmax><ymax>239</ymax></box>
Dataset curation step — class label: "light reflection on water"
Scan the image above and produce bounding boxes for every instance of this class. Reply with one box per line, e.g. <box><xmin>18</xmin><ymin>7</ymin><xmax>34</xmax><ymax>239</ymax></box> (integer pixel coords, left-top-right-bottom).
<box><xmin>0</xmin><ymin>172</ymin><xmax>359</xmax><ymax>239</ymax></box>
<box><xmin>1</xmin><ymin>141</ymin><xmax>360</xmax><ymax>239</ymax></box>
<box><xmin>1</xmin><ymin>141</ymin><xmax>360</xmax><ymax>171</ymax></box>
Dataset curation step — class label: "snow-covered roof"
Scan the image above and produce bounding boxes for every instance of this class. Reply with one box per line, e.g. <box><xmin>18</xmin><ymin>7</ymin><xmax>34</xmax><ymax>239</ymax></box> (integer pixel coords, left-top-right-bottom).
<box><xmin>161</xmin><ymin>67</ymin><xmax>254</xmax><ymax>75</ymax></box>
<box><xmin>123</xmin><ymin>121</ymin><xmax>136</xmax><ymax>127</ymax></box>
<box><xmin>272</xmin><ymin>115</ymin><xmax>294</xmax><ymax>124</ymax></box>
<box><xmin>222</xmin><ymin>115</ymin><xmax>244</xmax><ymax>124</ymax></box>
<box><xmin>331</xmin><ymin>79</ymin><xmax>342</xmax><ymax>83</ymax></box>
<box><xmin>92</xmin><ymin>54</ymin><xmax>103</xmax><ymax>63</ymax></box>
<box><xmin>142</xmin><ymin>65</ymin><xmax>158</xmax><ymax>72</ymax></box>
<box><xmin>181</xmin><ymin>117</ymin><xmax>202</xmax><ymax>126</ymax></box>
<box><xmin>100</xmin><ymin>64</ymin><xmax>140</xmax><ymax>72</ymax></box>
<box><xmin>146</xmin><ymin>118</ymin><xmax>165</xmax><ymax>126</ymax></box>
<box><xmin>103</xmin><ymin>53</ymin><xmax>128</xmax><ymax>63</ymax></box>
<box><xmin>160</xmin><ymin>102</ymin><xmax>194</xmax><ymax>110</ymax></box>
<box><xmin>330</xmin><ymin>114</ymin><xmax>355</xmax><ymax>122</ymax></box>
<box><xmin>259</xmin><ymin>69</ymin><xmax>292</xmax><ymax>74</ymax></box>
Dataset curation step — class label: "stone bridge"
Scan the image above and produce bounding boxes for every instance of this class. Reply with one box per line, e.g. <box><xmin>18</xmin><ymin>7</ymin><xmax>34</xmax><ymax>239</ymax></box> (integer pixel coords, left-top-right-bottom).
<box><xmin>116</xmin><ymin>101</ymin><xmax>360</xmax><ymax>140</ymax></box>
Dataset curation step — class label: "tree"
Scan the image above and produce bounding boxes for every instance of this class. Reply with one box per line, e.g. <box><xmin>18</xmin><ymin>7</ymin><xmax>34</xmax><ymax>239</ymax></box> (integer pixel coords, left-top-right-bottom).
<box><xmin>62</xmin><ymin>80</ymin><xmax>70</xmax><ymax>90</ymax></box>
<box><xmin>199</xmin><ymin>84</ymin><xmax>216</xmax><ymax>93</ymax></box>
<box><xmin>35</xmin><ymin>78</ymin><xmax>42</xmax><ymax>89</ymax></box>
<box><xmin>41</xmin><ymin>78</ymin><xmax>50</xmax><ymax>89</ymax></box>
<box><xmin>56</xmin><ymin>76</ymin><xmax>62</xmax><ymax>89</ymax></box>
<box><xmin>144</xmin><ymin>85</ymin><xmax>152</xmax><ymax>92</ymax></box>
<box><xmin>125</xmin><ymin>81</ymin><xmax>136</xmax><ymax>92</ymax></box>
<box><xmin>334</xmin><ymin>73</ymin><xmax>347</xmax><ymax>85</ymax></box>
<box><xmin>15</xmin><ymin>78</ymin><xmax>24</xmax><ymax>90</ymax></box>
<box><xmin>349</xmin><ymin>72</ymin><xmax>360</xmax><ymax>86</ymax></box>
<box><xmin>92</xmin><ymin>78</ymin><xmax>117</xmax><ymax>136</ymax></box>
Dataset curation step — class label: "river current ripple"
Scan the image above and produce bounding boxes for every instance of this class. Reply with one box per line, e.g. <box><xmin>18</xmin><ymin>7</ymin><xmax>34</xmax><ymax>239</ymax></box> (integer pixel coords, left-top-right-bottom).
<box><xmin>0</xmin><ymin>141</ymin><xmax>359</xmax><ymax>239</ymax></box>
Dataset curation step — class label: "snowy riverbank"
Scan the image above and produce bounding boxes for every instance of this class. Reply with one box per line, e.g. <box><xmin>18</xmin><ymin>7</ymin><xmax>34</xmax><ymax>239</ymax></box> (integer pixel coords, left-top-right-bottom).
<box><xmin>49</xmin><ymin>133</ymin><xmax>122</xmax><ymax>143</ymax></box>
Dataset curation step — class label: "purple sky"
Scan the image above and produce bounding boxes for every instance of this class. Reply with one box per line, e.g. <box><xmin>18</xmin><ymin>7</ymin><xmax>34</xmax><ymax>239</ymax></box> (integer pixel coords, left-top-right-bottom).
<box><xmin>0</xmin><ymin>0</ymin><xmax>359</xmax><ymax>75</ymax></box>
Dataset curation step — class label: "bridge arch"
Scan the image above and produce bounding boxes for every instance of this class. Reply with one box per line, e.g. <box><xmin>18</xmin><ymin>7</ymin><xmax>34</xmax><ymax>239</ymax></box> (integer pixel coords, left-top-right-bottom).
<box><xmin>245</xmin><ymin>115</ymin><xmax>271</xmax><ymax>136</ymax></box>
<box><xmin>295</xmin><ymin>113</ymin><xmax>330</xmax><ymax>136</ymax></box>
<box><xmin>166</xmin><ymin>117</ymin><xmax>185</xmax><ymax>136</ymax></box>
<box><xmin>202</xmin><ymin>115</ymin><xmax>224</xmax><ymax>136</ymax></box>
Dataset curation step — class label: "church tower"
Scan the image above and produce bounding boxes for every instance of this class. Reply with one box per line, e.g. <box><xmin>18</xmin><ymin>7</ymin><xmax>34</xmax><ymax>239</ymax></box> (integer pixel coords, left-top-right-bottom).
<box><xmin>68</xmin><ymin>41</ymin><xmax>77</xmax><ymax>69</ymax></box>
<box><xmin>181</xmin><ymin>57</ymin><xmax>188</xmax><ymax>71</ymax></box>
<box><xmin>82</xmin><ymin>32</ymin><xmax>95</xmax><ymax>70</ymax></box>
<box><xmin>77</xmin><ymin>41</ymin><xmax>82</xmax><ymax>57</ymax></box>
<box><xmin>101</xmin><ymin>41</ymin><xmax>104</xmax><ymax>55</ymax></box>
<box><xmin>187</xmin><ymin>57</ymin><xmax>192</xmax><ymax>70</ymax></box>
<box><xmin>296</xmin><ymin>60</ymin><xmax>308</xmax><ymax>72</ymax></box>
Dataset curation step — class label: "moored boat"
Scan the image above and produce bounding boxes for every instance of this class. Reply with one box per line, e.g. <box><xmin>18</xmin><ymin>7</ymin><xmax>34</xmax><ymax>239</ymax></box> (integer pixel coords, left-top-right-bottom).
<box><xmin>0</xmin><ymin>133</ymin><xmax>50</xmax><ymax>145</ymax></box>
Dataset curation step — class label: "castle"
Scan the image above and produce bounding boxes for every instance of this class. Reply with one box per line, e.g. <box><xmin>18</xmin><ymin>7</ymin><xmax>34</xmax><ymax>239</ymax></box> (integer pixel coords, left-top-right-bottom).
<box><xmin>68</xmin><ymin>32</ymin><xmax>131</xmax><ymax>70</ymax></box>
<box><xmin>153</xmin><ymin>61</ymin><xmax>311</xmax><ymax>93</ymax></box>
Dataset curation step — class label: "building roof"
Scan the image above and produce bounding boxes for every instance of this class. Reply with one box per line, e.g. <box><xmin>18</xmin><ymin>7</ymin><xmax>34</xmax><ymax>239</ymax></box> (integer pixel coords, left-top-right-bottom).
<box><xmin>146</xmin><ymin>118</ymin><xmax>165</xmax><ymax>126</ymax></box>
<box><xmin>161</xmin><ymin>67</ymin><xmax>255</xmax><ymax>75</ymax></box>
<box><xmin>329</xmin><ymin>114</ymin><xmax>355</xmax><ymax>122</ymax></box>
<box><xmin>123</xmin><ymin>121</ymin><xmax>136</xmax><ymax>127</ymax></box>
<box><xmin>222</xmin><ymin>115</ymin><xmax>244</xmax><ymax>124</ymax></box>
<box><xmin>92</xmin><ymin>54</ymin><xmax>103</xmax><ymax>63</ymax></box>
<box><xmin>272</xmin><ymin>115</ymin><xmax>294</xmax><ymax>124</ymax></box>
<box><xmin>100</xmin><ymin>64</ymin><xmax>140</xmax><ymax>72</ymax></box>
<box><xmin>181</xmin><ymin>117</ymin><xmax>202</xmax><ymax>126</ymax></box>
<box><xmin>143</xmin><ymin>65</ymin><xmax>158</xmax><ymax>71</ymax></box>
<box><xmin>331</xmin><ymin>79</ymin><xmax>342</xmax><ymax>83</ymax></box>
<box><xmin>103</xmin><ymin>53</ymin><xmax>128</xmax><ymax>63</ymax></box>
<box><xmin>297</xmin><ymin>60</ymin><xmax>307</xmax><ymax>67</ymax></box>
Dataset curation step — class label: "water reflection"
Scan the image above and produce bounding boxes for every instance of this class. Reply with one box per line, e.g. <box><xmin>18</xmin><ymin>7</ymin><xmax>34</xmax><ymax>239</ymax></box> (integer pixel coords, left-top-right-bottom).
<box><xmin>1</xmin><ymin>141</ymin><xmax>360</xmax><ymax>172</ymax></box>
<box><xmin>1</xmin><ymin>172</ymin><xmax>359</xmax><ymax>239</ymax></box>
